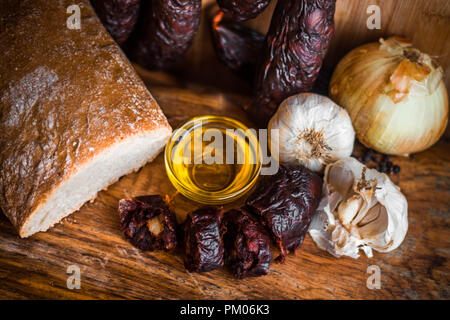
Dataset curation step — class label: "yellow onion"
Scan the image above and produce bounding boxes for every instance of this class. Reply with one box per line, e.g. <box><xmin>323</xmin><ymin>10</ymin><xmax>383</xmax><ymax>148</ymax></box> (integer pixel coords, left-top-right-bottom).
<box><xmin>330</xmin><ymin>36</ymin><xmax>448</xmax><ymax>155</ymax></box>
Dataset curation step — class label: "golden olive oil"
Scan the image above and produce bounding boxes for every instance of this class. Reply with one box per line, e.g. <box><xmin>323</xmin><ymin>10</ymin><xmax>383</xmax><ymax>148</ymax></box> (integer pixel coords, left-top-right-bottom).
<box><xmin>165</xmin><ymin>116</ymin><xmax>261</xmax><ymax>204</ymax></box>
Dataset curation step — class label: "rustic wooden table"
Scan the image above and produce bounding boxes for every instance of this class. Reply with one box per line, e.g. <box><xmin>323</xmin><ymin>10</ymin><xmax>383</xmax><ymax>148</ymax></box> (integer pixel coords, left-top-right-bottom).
<box><xmin>0</xmin><ymin>69</ymin><xmax>449</xmax><ymax>300</ymax></box>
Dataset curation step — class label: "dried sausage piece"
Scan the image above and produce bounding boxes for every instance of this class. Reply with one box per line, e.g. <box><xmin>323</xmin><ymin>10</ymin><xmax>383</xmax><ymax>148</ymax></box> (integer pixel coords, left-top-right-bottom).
<box><xmin>129</xmin><ymin>0</ymin><xmax>201</xmax><ymax>70</ymax></box>
<box><xmin>118</xmin><ymin>195</ymin><xmax>178</xmax><ymax>251</ymax></box>
<box><xmin>211</xmin><ymin>11</ymin><xmax>265</xmax><ymax>80</ymax></box>
<box><xmin>183</xmin><ymin>206</ymin><xmax>226</xmax><ymax>273</ymax></box>
<box><xmin>248</xmin><ymin>0</ymin><xmax>336</xmax><ymax>126</ymax></box>
<box><xmin>224</xmin><ymin>209</ymin><xmax>272</xmax><ymax>278</ymax></box>
<box><xmin>246</xmin><ymin>165</ymin><xmax>322</xmax><ymax>262</ymax></box>
<box><xmin>90</xmin><ymin>0</ymin><xmax>141</xmax><ymax>45</ymax></box>
<box><xmin>217</xmin><ymin>0</ymin><xmax>272</xmax><ymax>22</ymax></box>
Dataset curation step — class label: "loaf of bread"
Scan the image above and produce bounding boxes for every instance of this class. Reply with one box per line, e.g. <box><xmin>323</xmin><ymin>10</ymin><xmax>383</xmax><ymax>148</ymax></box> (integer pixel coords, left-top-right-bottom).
<box><xmin>0</xmin><ymin>0</ymin><xmax>172</xmax><ymax>237</ymax></box>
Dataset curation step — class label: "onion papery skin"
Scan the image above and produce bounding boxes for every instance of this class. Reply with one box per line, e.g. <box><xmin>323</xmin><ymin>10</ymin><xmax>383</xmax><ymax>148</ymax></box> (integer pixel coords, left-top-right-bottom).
<box><xmin>329</xmin><ymin>38</ymin><xmax>448</xmax><ymax>155</ymax></box>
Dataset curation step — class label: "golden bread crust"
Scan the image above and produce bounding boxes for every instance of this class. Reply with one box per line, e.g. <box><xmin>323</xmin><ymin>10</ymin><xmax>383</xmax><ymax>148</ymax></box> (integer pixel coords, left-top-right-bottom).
<box><xmin>0</xmin><ymin>0</ymin><xmax>172</xmax><ymax>234</ymax></box>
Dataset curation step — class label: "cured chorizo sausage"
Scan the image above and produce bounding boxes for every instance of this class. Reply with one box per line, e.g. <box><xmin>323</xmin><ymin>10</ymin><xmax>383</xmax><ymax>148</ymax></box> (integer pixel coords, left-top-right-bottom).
<box><xmin>248</xmin><ymin>0</ymin><xmax>336</xmax><ymax>126</ymax></box>
<box><xmin>130</xmin><ymin>0</ymin><xmax>201</xmax><ymax>70</ymax></box>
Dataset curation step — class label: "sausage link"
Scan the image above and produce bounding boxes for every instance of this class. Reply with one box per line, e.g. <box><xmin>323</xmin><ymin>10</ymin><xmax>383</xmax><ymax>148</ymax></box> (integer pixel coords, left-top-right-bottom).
<box><xmin>248</xmin><ymin>0</ymin><xmax>336</xmax><ymax>126</ymax></box>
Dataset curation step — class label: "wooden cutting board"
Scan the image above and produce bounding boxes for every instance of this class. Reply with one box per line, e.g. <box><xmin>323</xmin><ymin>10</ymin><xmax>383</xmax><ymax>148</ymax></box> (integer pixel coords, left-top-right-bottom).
<box><xmin>0</xmin><ymin>68</ymin><xmax>449</xmax><ymax>300</ymax></box>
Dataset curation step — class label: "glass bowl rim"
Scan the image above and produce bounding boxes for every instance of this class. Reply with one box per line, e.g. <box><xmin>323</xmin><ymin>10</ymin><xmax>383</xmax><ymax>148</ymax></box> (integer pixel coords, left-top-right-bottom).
<box><xmin>164</xmin><ymin>115</ymin><xmax>262</xmax><ymax>204</ymax></box>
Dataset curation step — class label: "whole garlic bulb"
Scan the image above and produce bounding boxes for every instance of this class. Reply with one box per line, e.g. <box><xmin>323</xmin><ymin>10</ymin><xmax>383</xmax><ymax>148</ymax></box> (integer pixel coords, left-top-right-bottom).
<box><xmin>309</xmin><ymin>157</ymin><xmax>408</xmax><ymax>259</ymax></box>
<box><xmin>268</xmin><ymin>93</ymin><xmax>355</xmax><ymax>172</ymax></box>
<box><xmin>330</xmin><ymin>37</ymin><xmax>448</xmax><ymax>155</ymax></box>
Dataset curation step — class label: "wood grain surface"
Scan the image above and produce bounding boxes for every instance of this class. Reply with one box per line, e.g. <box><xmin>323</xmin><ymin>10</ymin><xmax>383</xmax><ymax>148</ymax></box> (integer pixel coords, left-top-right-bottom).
<box><xmin>0</xmin><ymin>66</ymin><xmax>449</xmax><ymax>300</ymax></box>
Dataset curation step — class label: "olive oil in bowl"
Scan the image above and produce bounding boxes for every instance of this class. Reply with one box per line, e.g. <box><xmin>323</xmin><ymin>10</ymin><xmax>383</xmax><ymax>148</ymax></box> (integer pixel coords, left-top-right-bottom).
<box><xmin>165</xmin><ymin>116</ymin><xmax>261</xmax><ymax>204</ymax></box>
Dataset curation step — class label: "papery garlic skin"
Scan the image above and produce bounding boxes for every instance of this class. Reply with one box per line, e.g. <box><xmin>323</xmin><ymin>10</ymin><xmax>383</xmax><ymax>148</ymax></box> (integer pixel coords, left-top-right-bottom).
<box><xmin>268</xmin><ymin>93</ymin><xmax>355</xmax><ymax>172</ymax></box>
<box><xmin>309</xmin><ymin>157</ymin><xmax>408</xmax><ymax>259</ymax></box>
<box><xmin>330</xmin><ymin>37</ymin><xmax>448</xmax><ymax>156</ymax></box>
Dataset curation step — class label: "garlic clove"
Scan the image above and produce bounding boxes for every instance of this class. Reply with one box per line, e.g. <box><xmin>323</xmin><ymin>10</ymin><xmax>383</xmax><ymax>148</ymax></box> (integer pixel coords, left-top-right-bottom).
<box><xmin>349</xmin><ymin>188</ymin><xmax>375</xmax><ymax>227</ymax></box>
<box><xmin>337</xmin><ymin>195</ymin><xmax>362</xmax><ymax>225</ymax></box>
<box><xmin>358</xmin><ymin>203</ymin><xmax>383</xmax><ymax>227</ymax></box>
<box><xmin>358</xmin><ymin>204</ymin><xmax>389</xmax><ymax>239</ymax></box>
<box><xmin>326</xmin><ymin>163</ymin><xmax>355</xmax><ymax>198</ymax></box>
<box><xmin>327</xmin><ymin>191</ymin><xmax>342</xmax><ymax>214</ymax></box>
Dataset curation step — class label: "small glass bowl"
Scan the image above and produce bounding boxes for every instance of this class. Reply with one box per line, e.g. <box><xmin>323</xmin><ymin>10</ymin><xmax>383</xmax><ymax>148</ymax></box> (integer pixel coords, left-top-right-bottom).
<box><xmin>164</xmin><ymin>115</ymin><xmax>261</xmax><ymax>204</ymax></box>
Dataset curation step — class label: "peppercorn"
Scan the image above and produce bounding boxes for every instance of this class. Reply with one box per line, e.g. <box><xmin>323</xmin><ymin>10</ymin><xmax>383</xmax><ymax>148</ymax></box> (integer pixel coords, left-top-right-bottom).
<box><xmin>363</xmin><ymin>149</ymin><xmax>374</xmax><ymax>163</ymax></box>
<box><xmin>393</xmin><ymin>165</ymin><xmax>401</xmax><ymax>173</ymax></box>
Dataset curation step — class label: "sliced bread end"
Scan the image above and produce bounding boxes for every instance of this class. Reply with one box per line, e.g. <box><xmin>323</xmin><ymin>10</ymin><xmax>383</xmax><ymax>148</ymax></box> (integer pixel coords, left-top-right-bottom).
<box><xmin>19</xmin><ymin>128</ymin><xmax>171</xmax><ymax>238</ymax></box>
